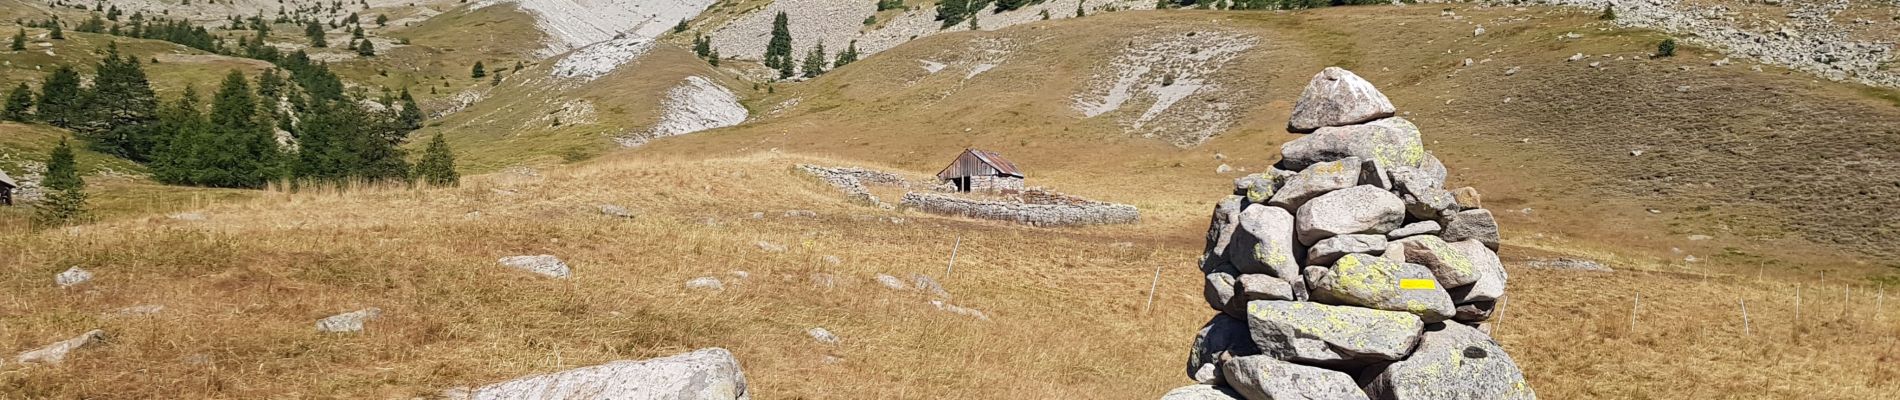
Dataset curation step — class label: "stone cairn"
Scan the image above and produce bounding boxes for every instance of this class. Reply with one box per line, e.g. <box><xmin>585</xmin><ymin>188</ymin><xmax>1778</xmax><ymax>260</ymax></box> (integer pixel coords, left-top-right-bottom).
<box><xmin>1165</xmin><ymin>67</ymin><xmax>1535</xmax><ymax>400</ymax></box>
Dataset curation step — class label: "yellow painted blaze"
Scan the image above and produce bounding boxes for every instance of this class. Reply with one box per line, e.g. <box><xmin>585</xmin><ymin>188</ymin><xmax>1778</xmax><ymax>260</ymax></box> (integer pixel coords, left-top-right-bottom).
<box><xmin>1399</xmin><ymin>278</ymin><xmax>1438</xmax><ymax>290</ymax></box>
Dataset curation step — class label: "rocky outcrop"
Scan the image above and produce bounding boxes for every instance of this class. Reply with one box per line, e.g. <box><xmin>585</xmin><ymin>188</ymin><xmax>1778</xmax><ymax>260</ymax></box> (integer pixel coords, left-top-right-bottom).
<box><xmin>498</xmin><ymin>255</ymin><xmax>572</xmax><ymax>279</ymax></box>
<box><xmin>456</xmin><ymin>347</ymin><xmax>748</xmax><ymax>400</ymax></box>
<box><xmin>1163</xmin><ymin>68</ymin><xmax>1533</xmax><ymax>399</ymax></box>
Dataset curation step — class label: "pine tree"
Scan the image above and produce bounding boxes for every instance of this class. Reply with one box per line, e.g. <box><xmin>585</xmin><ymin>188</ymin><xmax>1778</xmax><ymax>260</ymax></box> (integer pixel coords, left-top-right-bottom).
<box><xmin>356</xmin><ymin>37</ymin><xmax>375</xmax><ymax>56</ymax></box>
<box><xmin>49</xmin><ymin>21</ymin><xmax>63</xmax><ymax>40</ymax></box>
<box><xmin>777</xmin><ymin>56</ymin><xmax>794</xmax><ymax>79</ymax></box>
<box><xmin>4</xmin><ymin>83</ymin><xmax>32</xmax><ymax>121</ymax></box>
<box><xmin>1657</xmin><ymin>38</ymin><xmax>1676</xmax><ymax>57</ymax></box>
<box><xmin>834</xmin><ymin>40</ymin><xmax>859</xmax><ymax>68</ymax></box>
<box><xmin>765</xmin><ymin>12</ymin><xmax>793</xmax><ymax>69</ymax></box>
<box><xmin>305</xmin><ymin>20</ymin><xmax>326</xmax><ymax>47</ymax></box>
<box><xmin>397</xmin><ymin>87</ymin><xmax>422</xmax><ymax>130</ymax></box>
<box><xmin>708</xmin><ymin>48</ymin><xmax>720</xmax><ymax>66</ymax></box>
<box><xmin>10</xmin><ymin>28</ymin><xmax>24</xmax><ymax>51</ymax></box>
<box><xmin>470</xmin><ymin>60</ymin><xmax>485</xmax><ymax>78</ymax></box>
<box><xmin>801</xmin><ymin>43</ymin><xmax>827</xmax><ymax>78</ymax></box>
<box><xmin>79</xmin><ymin>43</ymin><xmax>162</xmax><ymax>161</ymax></box>
<box><xmin>151</xmin><ymin>86</ymin><xmax>208</xmax><ymax>185</ymax></box>
<box><xmin>673</xmin><ymin>19</ymin><xmax>689</xmax><ymax>33</ymax></box>
<box><xmin>1599</xmin><ymin>5</ymin><xmax>1616</xmax><ymax>20</ymax></box>
<box><xmin>939</xmin><ymin>0</ymin><xmax>969</xmax><ymax>28</ymax></box>
<box><xmin>37</xmin><ymin>65</ymin><xmax>85</xmax><ymax>128</ymax></box>
<box><xmin>32</xmin><ymin>138</ymin><xmax>88</xmax><ymax>228</ymax></box>
<box><xmin>376</xmin><ymin>14</ymin><xmax>387</xmax><ymax>26</ymax></box>
<box><xmin>414</xmin><ymin>133</ymin><xmax>458</xmax><ymax>187</ymax></box>
<box><xmin>1076</xmin><ymin>0</ymin><xmax>1086</xmax><ymax>17</ymax></box>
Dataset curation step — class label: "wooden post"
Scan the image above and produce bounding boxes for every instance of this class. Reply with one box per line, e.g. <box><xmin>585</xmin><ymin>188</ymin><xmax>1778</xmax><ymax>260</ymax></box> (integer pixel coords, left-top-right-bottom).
<box><xmin>1795</xmin><ymin>285</ymin><xmax>1802</xmax><ymax>322</ymax></box>
<box><xmin>945</xmin><ymin>235</ymin><xmax>962</xmax><ymax>276</ymax></box>
<box><xmin>1739</xmin><ymin>299</ymin><xmax>1751</xmax><ymax>336</ymax></box>
<box><xmin>1144</xmin><ymin>265</ymin><xmax>1163</xmax><ymax>315</ymax></box>
<box><xmin>1878</xmin><ymin>288</ymin><xmax>1885</xmax><ymax>322</ymax></box>
<box><xmin>1630</xmin><ymin>292</ymin><xmax>1641</xmax><ymax>333</ymax></box>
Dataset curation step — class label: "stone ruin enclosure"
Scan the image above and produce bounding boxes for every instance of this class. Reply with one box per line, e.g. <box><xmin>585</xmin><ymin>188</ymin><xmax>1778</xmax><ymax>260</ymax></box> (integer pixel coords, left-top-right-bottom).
<box><xmin>800</xmin><ymin>163</ymin><xmax>1139</xmax><ymax>227</ymax></box>
<box><xmin>1165</xmin><ymin>67</ymin><xmax>1534</xmax><ymax>400</ymax></box>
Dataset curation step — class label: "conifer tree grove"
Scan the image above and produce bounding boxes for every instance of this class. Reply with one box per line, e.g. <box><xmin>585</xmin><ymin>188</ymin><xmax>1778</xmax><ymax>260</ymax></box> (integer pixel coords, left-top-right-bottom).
<box><xmin>414</xmin><ymin>133</ymin><xmax>458</xmax><ymax>187</ymax></box>
<box><xmin>4</xmin><ymin>83</ymin><xmax>33</xmax><ymax>121</ymax></box>
<box><xmin>802</xmin><ymin>42</ymin><xmax>827</xmax><ymax>78</ymax></box>
<box><xmin>305</xmin><ymin>20</ymin><xmax>326</xmax><ymax>47</ymax></box>
<box><xmin>764</xmin><ymin>12</ymin><xmax>793</xmax><ymax>70</ymax></box>
<box><xmin>171</xmin><ymin>71</ymin><xmax>282</xmax><ymax>188</ymax></box>
<box><xmin>33</xmin><ymin>138</ymin><xmax>88</xmax><ymax>228</ymax></box>
<box><xmin>151</xmin><ymin>85</ymin><xmax>208</xmax><ymax>185</ymax></box>
<box><xmin>834</xmin><ymin>40</ymin><xmax>860</xmax><ymax>68</ymax></box>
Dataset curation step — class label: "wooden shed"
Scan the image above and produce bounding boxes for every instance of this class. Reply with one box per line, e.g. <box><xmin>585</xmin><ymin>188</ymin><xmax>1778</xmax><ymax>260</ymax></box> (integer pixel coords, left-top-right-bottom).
<box><xmin>0</xmin><ymin>169</ymin><xmax>15</xmax><ymax>206</ymax></box>
<box><xmin>936</xmin><ymin>149</ymin><xmax>1025</xmax><ymax>193</ymax></box>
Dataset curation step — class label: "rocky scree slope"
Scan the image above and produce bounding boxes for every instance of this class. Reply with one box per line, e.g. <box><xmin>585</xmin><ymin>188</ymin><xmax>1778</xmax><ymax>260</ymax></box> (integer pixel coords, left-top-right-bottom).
<box><xmin>1168</xmin><ymin>67</ymin><xmax>1531</xmax><ymax>400</ymax></box>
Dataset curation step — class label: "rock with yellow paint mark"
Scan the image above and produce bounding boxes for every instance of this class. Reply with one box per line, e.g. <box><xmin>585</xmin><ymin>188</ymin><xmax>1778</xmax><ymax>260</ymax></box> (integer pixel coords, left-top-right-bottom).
<box><xmin>1396</xmin><ymin>235</ymin><xmax>1481</xmax><ymax>288</ymax></box>
<box><xmin>1441</xmin><ymin>209</ymin><xmax>1501</xmax><ymax>250</ymax></box>
<box><xmin>1222</xmin><ymin>355</ymin><xmax>1370</xmax><ymax>400</ymax></box>
<box><xmin>1295</xmin><ymin>186</ymin><xmax>1406</xmax><ymax>246</ymax></box>
<box><xmin>1363</xmin><ymin>323</ymin><xmax>1536</xmax><ymax>400</ymax></box>
<box><xmin>1268</xmin><ymin>157</ymin><xmax>1364</xmax><ymax>211</ymax></box>
<box><xmin>1288</xmin><ymin>67</ymin><xmax>1397</xmax><ymax>132</ymax></box>
<box><xmin>1187</xmin><ymin>314</ymin><xmax>1260</xmax><ymax>384</ymax></box>
<box><xmin>1243</xmin><ymin>300</ymin><xmax>1424</xmax><ymax>367</ymax></box>
<box><xmin>1305</xmin><ymin>254</ymin><xmax>1456</xmax><ymax>322</ymax></box>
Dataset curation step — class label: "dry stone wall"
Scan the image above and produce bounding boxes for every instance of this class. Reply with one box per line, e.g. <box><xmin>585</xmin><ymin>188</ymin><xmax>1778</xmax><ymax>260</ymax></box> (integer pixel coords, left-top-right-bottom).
<box><xmin>1164</xmin><ymin>68</ymin><xmax>1534</xmax><ymax>400</ymax></box>
<box><xmin>899</xmin><ymin>191</ymin><xmax>1140</xmax><ymax>227</ymax></box>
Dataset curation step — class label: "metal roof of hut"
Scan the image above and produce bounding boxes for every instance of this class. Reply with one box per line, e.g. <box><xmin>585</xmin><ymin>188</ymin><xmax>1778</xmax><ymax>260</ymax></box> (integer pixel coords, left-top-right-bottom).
<box><xmin>0</xmin><ymin>170</ymin><xmax>15</xmax><ymax>188</ymax></box>
<box><xmin>936</xmin><ymin>149</ymin><xmax>1024</xmax><ymax>180</ymax></box>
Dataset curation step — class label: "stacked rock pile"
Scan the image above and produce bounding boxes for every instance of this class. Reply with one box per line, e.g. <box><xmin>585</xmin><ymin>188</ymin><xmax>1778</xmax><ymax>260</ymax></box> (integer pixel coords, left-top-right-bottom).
<box><xmin>1166</xmin><ymin>67</ymin><xmax>1534</xmax><ymax>400</ymax></box>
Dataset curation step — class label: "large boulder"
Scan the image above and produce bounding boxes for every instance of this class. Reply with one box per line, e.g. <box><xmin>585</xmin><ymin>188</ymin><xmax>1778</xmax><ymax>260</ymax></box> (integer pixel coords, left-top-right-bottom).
<box><xmin>1230</xmin><ymin>205</ymin><xmax>1299</xmax><ymax>277</ymax></box>
<box><xmin>1244</xmin><ymin>301</ymin><xmax>1424</xmax><ymax>366</ymax></box>
<box><xmin>1295</xmin><ymin>186</ymin><xmax>1406</xmax><ymax>246</ymax></box>
<box><xmin>1440</xmin><ymin>209</ymin><xmax>1501</xmax><ymax>250</ymax></box>
<box><xmin>462</xmin><ymin>348</ymin><xmax>749</xmax><ymax>400</ymax></box>
<box><xmin>1364</xmin><ymin>323</ymin><xmax>1536</xmax><ymax>400</ymax></box>
<box><xmin>1386</xmin><ymin>221</ymin><xmax>1441</xmax><ymax>240</ymax></box>
<box><xmin>1448</xmin><ymin>240</ymin><xmax>1507</xmax><ymax>304</ymax></box>
<box><xmin>1237</xmin><ymin>273</ymin><xmax>1295</xmax><ymax>302</ymax></box>
<box><xmin>1222</xmin><ymin>355</ymin><xmax>1371</xmax><ymax>400</ymax></box>
<box><xmin>1229</xmin><ymin>206</ymin><xmax>1305</xmax><ymax>299</ymax></box>
<box><xmin>1187</xmin><ymin>314</ymin><xmax>1261</xmax><ymax>383</ymax></box>
<box><xmin>1305</xmin><ymin>254</ymin><xmax>1456</xmax><ymax>322</ymax></box>
<box><xmin>1280</xmin><ymin>121</ymin><xmax>1425</xmax><ymax>172</ymax></box>
<box><xmin>1288</xmin><ymin>67</ymin><xmax>1397</xmax><ymax>132</ymax></box>
<box><xmin>1307</xmin><ymin>234</ymin><xmax>1387</xmax><ymax>266</ymax></box>
<box><xmin>1206</xmin><ymin>196</ymin><xmax>1246</xmax><ymax>257</ymax></box>
<box><xmin>1205</xmin><ymin>272</ymin><xmax>1242</xmax><ymax>317</ymax></box>
<box><xmin>1161</xmin><ymin>384</ymin><xmax>1245</xmax><ymax>400</ymax></box>
<box><xmin>1396</xmin><ymin>236</ymin><xmax>1481</xmax><ymax>288</ymax></box>
<box><xmin>1268</xmin><ymin>157</ymin><xmax>1363</xmax><ymax>210</ymax></box>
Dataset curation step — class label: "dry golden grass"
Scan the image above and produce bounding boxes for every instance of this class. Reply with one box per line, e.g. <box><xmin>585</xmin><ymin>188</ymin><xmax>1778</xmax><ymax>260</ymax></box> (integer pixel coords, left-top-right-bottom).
<box><xmin>3</xmin><ymin>150</ymin><xmax>1897</xmax><ymax>399</ymax></box>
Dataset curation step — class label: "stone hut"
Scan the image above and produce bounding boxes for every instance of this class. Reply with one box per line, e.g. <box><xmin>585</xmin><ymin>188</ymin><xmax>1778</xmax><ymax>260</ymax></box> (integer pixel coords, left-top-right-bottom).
<box><xmin>0</xmin><ymin>169</ymin><xmax>15</xmax><ymax>206</ymax></box>
<box><xmin>936</xmin><ymin>149</ymin><xmax>1025</xmax><ymax>193</ymax></box>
